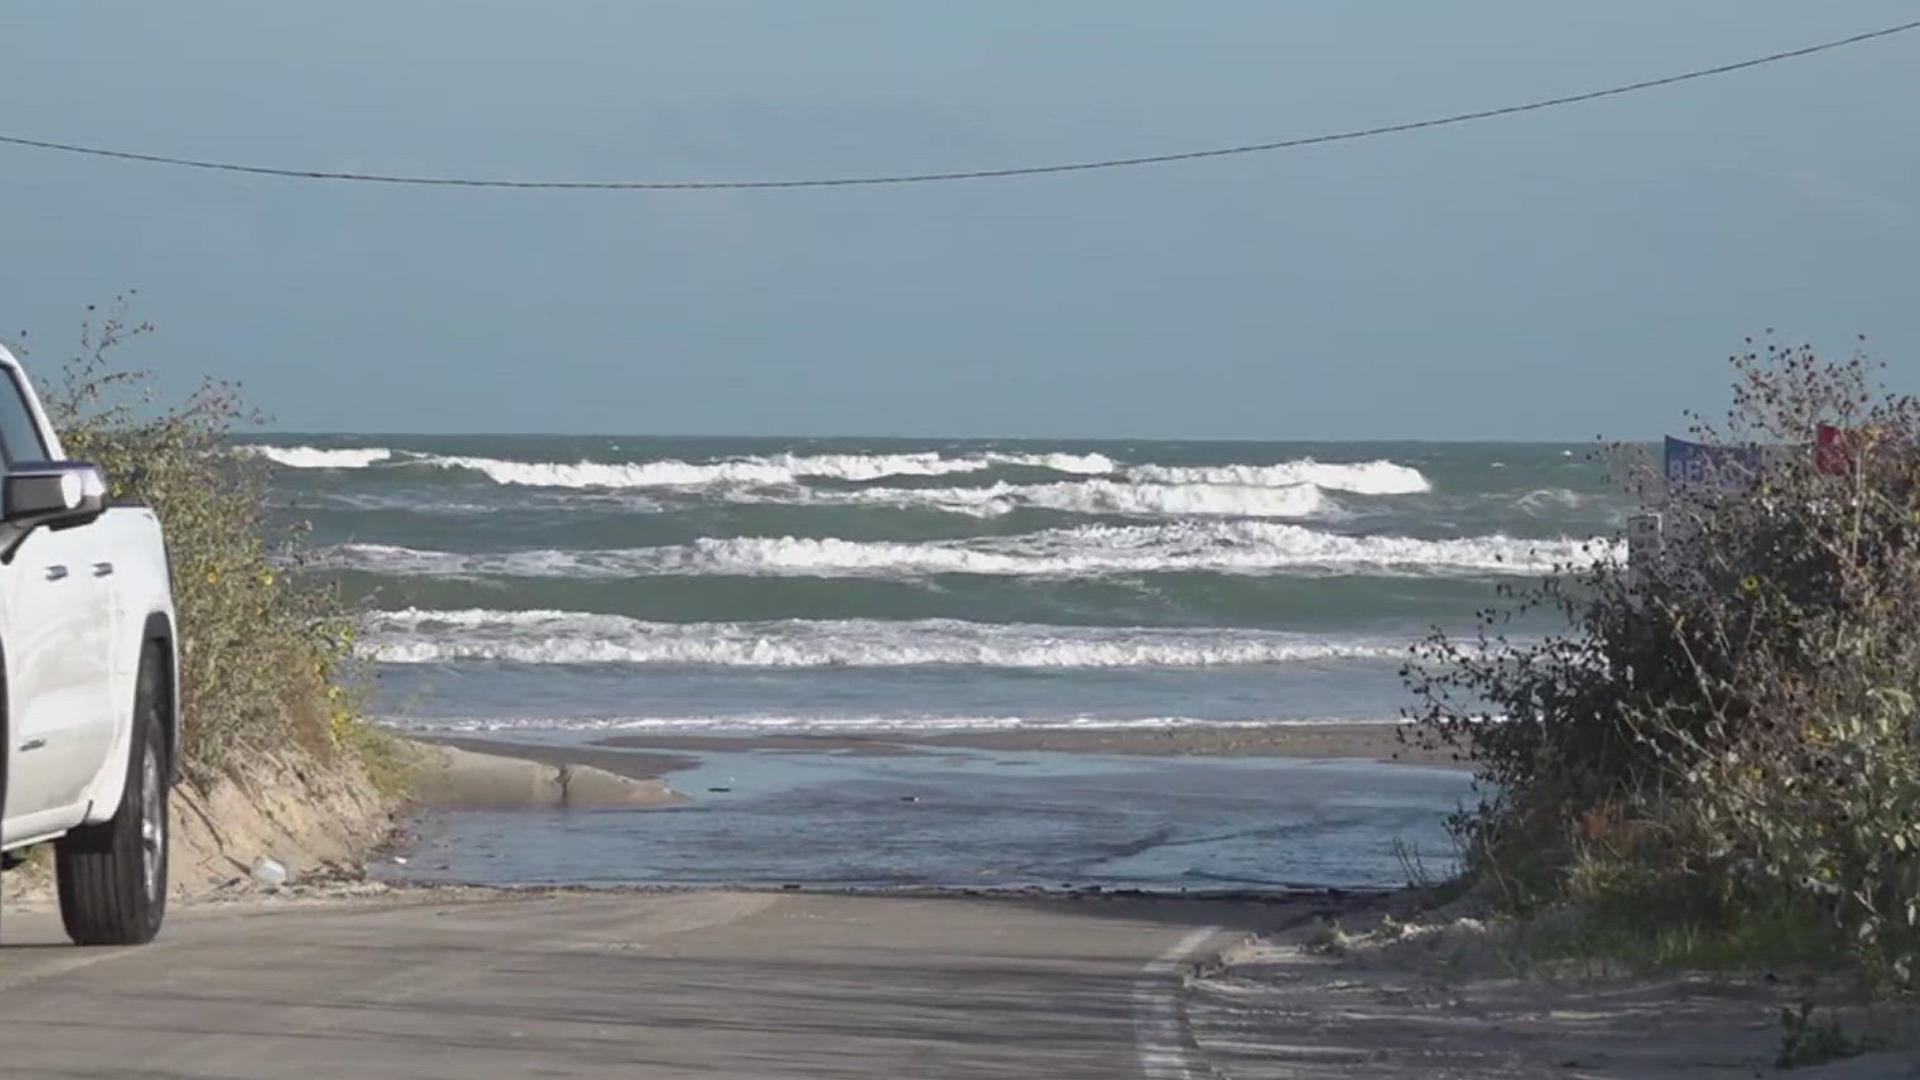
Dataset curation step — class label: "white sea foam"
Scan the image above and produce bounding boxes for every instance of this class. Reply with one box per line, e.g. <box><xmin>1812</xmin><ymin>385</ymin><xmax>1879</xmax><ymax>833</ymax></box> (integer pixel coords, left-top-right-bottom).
<box><xmin>382</xmin><ymin>713</ymin><xmax>1401</xmax><ymax>734</ymax></box>
<box><xmin>414</xmin><ymin>449</ymin><xmax>1132</xmax><ymax>489</ymax></box>
<box><xmin>1515</xmin><ymin>488</ymin><xmax>1589</xmax><ymax>513</ymax></box>
<box><xmin>251</xmin><ymin>447</ymin><xmax>1441</xmax><ymax>516</ymax></box>
<box><xmin>984</xmin><ymin>451</ymin><xmax>1117</xmax><ymax>475</ymax></box>
<box><xmin>245</xmin><ymin>445</ymin><xmax>393</xmax><ymax>469</ymax></box>
<box><xmin>365</xmin><ymin>609</ymin><xmax>1407</xmax><ymax>668</ymax></box>
<box><xmin>429</xmin><ymin>451</ymin><xmax>1128</xmax><ymax>488</ymax></box>
<box><xmin>419</xmin><ymin>451</ymin><xmax>998</xmax><ymax>489</ymax></box>
<box><xmin>318</xmin><ymin>523</ymin><xmax>1617</xmax><ymax>581</ymax></box>
<box><xmin>796</xmin><ymin>479</ymin><xmax>1331</xmax><ymax>519</ymax></box>
<box><xmin>1123</xmin><ymin>459</ymin><xmax>1430</xmax><ymax>495</ymax></box>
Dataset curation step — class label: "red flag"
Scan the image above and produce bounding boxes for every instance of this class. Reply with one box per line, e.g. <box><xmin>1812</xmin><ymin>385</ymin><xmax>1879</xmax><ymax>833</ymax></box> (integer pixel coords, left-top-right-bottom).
<box><xmin>1816</xmin><ymin>423</ymin><xmax>1862</xmax><ymax>475</ymax></box>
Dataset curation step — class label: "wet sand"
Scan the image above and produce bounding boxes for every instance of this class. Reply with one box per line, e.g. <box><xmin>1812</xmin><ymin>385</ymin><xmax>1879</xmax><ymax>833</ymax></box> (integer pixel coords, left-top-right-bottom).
<box><xmin>593</xmin><ymin>722</ymin><xmax>1466</xmax><ymax>770</ymax></box>
<box><xmin>914</xmin><ymin>723</ymin><xmax>1461</xmax><ymax>766</ymax></box>
<box><xmin>420</xmin><ymin>734</ymin><xmax>700</xmax><ymax>781</ymax></box>
<box><xmin>592</xmin><ymin>732</ymin><xmax>930</xmax><ymax>757</ymax></box>
<box><xmin>404</xmin><ymin>738</ymin><xmax>691</xmax><ymax>810</ymax></box>
<box><xmin>391</xmin><ymin>736</ymin><xmax>1471</xmax><ymax>890</ymax></box>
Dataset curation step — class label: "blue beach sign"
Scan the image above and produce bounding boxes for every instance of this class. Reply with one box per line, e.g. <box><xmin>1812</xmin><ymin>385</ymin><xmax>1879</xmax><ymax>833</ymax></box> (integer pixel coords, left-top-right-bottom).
<box><xmin>1664</xmin><ymin>436</ymin><xmax>1761</xmax><ymax>488</ymax></box>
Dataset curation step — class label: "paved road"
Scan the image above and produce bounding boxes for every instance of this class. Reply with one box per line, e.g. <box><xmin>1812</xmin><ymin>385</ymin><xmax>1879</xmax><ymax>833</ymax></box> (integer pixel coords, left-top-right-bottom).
<box><xmin>0</xmin><ymin>890</ymin><xmax>1316</xmax><ymax>1079</ymax></box>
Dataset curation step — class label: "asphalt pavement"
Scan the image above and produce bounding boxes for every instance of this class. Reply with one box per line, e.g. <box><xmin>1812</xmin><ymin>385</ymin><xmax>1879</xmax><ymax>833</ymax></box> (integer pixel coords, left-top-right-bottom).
<box><xmin>0</xmin><ymin>888</ymin><xmax>1326</xmax><ymax>1079</ymax></box>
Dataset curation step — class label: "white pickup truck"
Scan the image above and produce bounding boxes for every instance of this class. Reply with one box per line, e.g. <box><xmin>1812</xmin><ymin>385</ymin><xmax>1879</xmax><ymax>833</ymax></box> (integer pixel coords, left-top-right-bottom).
<box><xmin>0</xmin><ymin>344</ymin><xmax>179</xmax><ymax>946</ymax></box>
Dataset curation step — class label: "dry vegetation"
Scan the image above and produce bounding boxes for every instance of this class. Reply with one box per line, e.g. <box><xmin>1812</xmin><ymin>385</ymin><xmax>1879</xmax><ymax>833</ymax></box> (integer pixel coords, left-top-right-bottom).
<box><xmin>20</xmin><ymin>299</ymin><xmax>390</xmax><ymax>786</ymax></box>
<box><xmin>1406</xmin><ymin>338</ymin><xmax>1920</xmax><ymax>996</ymax></box>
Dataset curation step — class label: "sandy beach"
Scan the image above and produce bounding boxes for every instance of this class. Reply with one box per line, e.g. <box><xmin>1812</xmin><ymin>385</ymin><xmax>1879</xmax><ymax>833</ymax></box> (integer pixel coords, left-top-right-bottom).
<box><xmin>402</xmin><ymin>738</ymin><xmax>688</xmax><ymax>810</ymax></box>
<box><xmin>418</xmin><ymin>735</ymin><xmax>700</xmax><ymax>782</ymax></box>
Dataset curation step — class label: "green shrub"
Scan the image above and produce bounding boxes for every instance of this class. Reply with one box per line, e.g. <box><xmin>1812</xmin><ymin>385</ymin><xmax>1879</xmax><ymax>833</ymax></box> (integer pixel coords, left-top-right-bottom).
<box><xmin>1406</xmin><ymin>338</ymin><xmax>1920</xmax><ymax>991</ymax></box>
<box><xmin>1777</xmin><ymin>1002</ymin><xmax>1879</xmax><ymax>1070</ymax></box>
<box><xmin>18</xmin><ymin>300</ymin><xmax>366</xmax><ymax>781</ymax></box>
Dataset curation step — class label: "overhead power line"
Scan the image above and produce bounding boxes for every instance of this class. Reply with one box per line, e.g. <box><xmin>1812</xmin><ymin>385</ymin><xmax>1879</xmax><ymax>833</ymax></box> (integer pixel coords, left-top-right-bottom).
<box><xmin>2</xmin><ymin>19</ymin><xmax>1916</xmax><ymax>191</ymax></box>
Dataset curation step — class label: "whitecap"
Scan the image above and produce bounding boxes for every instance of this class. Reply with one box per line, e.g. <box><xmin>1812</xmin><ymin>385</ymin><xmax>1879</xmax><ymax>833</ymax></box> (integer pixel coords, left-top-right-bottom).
<box><xmin>245</xmin><ymin>445</ymin><xmax>393</xmax><ymax>469</ymax></box>
<box><xmin>381</xmin><ymin>713</ymin><xmax>1403</xmax><ymax>733</ymax></box>
<box><xmin>419</xmin><ymin>450</ymin><xmax>992</xmax><ymax>488</ymax></box>
<box><xmin>363</xmin><ymin>610</ymin><xmax>1408</xmax><ymax>669</ymax></box>
<box><xmin>1124</xmin><ymin>459</ymin><xmax>1429</xmax><ymax>495</ymax></box>
<box><xmin>315</xmin><ymin>523</ymin><xmax>1618</xmax><ymax>581</ymax></box>
<box><xmin>983</xmin><ymin>451</ymin><xmax>1117</xmax><ymax>475</ymax></box>
<box><xmin>764</xmin><ymin>479</ymin><xmax>1329</xmax><ymax>519</ymax></box>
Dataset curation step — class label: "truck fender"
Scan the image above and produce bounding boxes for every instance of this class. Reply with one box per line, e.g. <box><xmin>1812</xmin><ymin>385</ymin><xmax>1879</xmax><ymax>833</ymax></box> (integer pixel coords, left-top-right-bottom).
<box><xmin>1</xmin><ymin>642</ymin><xmax>9</xmax><ymax>849</ymax></box>
<box><xmin>80</xmin><ymin>610</ymin><xmax>179</xmax><ymax>824</ymax></box>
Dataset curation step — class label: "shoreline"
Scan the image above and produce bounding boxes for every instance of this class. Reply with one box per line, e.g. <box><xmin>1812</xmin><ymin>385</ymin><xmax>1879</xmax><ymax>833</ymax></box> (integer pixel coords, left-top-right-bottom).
<box><xmin>586</xmin><ymin>721</ymin><xmax>1467</xmax><ymax>770</ymax></box>
<box><xmin>3</xmin><ymin>724</ymin><xmax>1463</xmax><ymax>909</ymax></box>
<box><xmin>414</xmin><ymin>735</ymin><xmax>700</xmax><ymax>783</ymax></box>
<box><xmin>401</xmin><ymin>738</ymin><xmax>688</xmax><ymax>810</ymax></box>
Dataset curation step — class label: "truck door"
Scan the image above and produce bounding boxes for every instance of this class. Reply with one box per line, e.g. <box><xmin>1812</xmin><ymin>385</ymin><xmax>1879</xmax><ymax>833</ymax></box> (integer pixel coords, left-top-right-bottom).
<box><xmin>0</xmin><ymin>369</ymin><xmax>112</xmax><ymax>820</ymax></box>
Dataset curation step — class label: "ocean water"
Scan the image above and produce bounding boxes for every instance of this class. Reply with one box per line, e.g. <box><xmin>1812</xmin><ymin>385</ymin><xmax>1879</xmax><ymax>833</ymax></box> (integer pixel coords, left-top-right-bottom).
<box><xmin>390</xmin><ymin>748</ymin><xmax>1473</xmax><ymax>891</ymax></box>
<box><xmin>251</xmin><ymin>436</ymin><xmax>1626</xmax><ymax>735</ymax></box>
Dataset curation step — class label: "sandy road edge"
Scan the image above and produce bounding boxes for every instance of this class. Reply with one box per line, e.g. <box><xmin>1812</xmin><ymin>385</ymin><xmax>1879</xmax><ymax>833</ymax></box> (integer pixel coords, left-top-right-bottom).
<box><xmin>1135</xmin><ymin>927</ymin><xmax>1236</xmax><ymax>1080</ymax></box>
<box><xmin>1150</xmin><ymin>901</ymin><xmax>1352</xmax><ymax>1080</ymax></box>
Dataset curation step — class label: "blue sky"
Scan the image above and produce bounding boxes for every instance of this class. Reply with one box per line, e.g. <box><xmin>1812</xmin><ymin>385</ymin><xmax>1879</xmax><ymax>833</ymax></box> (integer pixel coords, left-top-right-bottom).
<box><xmin>1</xmin><ymin>2</ymin><xmax>1915</xmax><ymax>439</ymax></box>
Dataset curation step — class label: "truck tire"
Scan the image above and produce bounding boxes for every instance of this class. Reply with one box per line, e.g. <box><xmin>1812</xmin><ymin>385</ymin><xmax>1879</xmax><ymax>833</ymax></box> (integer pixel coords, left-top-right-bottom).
<box><xmin>55</xmin><ymin>645</ymin><xmax>169</xmax><ymax>946</ymax></box>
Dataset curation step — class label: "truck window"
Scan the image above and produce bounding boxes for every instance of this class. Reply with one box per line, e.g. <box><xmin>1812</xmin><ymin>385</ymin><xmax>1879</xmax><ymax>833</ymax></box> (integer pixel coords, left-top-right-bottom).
<box><xmin>0</xmin><ymin>368</ymin><xmax>52</xmax><ymax>468</ymax></box>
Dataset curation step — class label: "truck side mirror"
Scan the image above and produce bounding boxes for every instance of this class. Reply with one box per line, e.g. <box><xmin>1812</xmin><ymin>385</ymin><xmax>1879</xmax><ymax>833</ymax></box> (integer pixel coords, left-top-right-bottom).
<box><xmin>3</xmin><ymin>461</ymin><xmax>109</xmax><ymax>529</ymax></box>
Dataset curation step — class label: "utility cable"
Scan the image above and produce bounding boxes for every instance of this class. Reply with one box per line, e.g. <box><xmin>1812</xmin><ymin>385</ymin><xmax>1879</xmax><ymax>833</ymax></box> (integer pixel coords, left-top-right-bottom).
<box><xmin>1</xmin><ymin>18</ymin><xmax>1914</xmax><ymax>190</ymax></box>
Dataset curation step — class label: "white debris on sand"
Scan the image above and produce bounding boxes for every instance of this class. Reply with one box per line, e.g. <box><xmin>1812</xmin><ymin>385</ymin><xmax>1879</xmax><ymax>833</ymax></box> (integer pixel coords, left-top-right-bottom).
<box><xmin>1185</xmin><ymin>910</ymin><xmax>1919</xmax><ymax>1078</ymax></box>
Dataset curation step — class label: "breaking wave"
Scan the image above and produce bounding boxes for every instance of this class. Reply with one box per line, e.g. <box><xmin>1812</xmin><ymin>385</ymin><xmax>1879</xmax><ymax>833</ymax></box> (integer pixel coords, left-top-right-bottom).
<box><xmin>417</xmin><ymin>450</ymin><xmax>1127</xmax><ymax>488</ymax></box>
<box><xmin>384</xmin><ymin>714</ymin><xmax>1395</xmax><ymax>733</ymax></box>
<box><xmin>985</xmin><ymin>451</ymin><xmax>1116</xmax><ymax>474</ymax></box>
<box><xmin>365</xmin><ymin>609</ymin><xmax>1407</xmax><ymax>668</ymax></box>
<box><xmin>318</xmin><ymin>523</ymin><xmax>1615</xmax><ymax>580</ymax></box>
<box><xmin>241</xmin><ymin>445</ymin><xmax>1434</xmax><ymax>502</ymax></box>
<box><xmin>418</xmin><ymin>450</ymin><xmax>1000</xmax><ymax>488</ymax></box>
<box><xmin>1123</xmin><ymin>459</ymin><xmax>1429</xmax><ymax>495</ymax></box>
<box><xmin>785</xmin><ymin>479</ymin><xmax>1330</xmax><ymax>519</ymax></box>
<box><xmin>244</xmin><ymin>445</ymin><xmax>393</xmax><ymax>469</ymax></box>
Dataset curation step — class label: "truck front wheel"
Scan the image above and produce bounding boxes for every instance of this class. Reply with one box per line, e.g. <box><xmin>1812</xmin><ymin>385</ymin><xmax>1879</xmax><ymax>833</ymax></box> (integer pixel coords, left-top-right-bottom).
<box><xmin>55</xmin><ymin>645</ymin><xmax>169</xmax><ymax>946</ymax></box>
